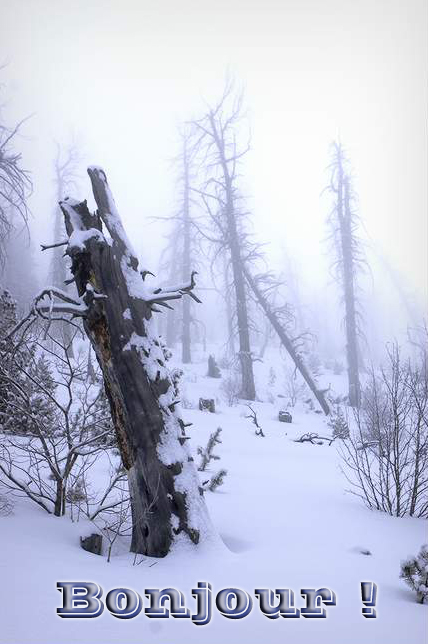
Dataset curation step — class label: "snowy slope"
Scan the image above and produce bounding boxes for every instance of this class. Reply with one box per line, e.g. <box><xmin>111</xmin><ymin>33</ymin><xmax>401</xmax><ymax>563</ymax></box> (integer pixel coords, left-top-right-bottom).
<box><xmin>1</xmin><ymin>350</ymin><xmax>427</xmax><ymax>644</ymax></box>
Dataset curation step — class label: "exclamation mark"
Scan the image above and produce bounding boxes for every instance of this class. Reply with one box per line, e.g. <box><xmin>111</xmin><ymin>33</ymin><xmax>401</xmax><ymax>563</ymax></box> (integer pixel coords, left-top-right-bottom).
<box><xmin>361</xmin><ymin>582</ymin><xmax>377</xmax><ymax>618</ymax></box>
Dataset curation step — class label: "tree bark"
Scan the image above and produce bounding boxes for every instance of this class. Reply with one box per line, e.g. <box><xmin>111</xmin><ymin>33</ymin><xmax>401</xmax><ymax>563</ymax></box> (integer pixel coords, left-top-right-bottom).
<box><xmin>338</xmin><ymin>169</ymin><xmax>361</xmax><ymax>407</ymax></box>
<box><xmin>59</xmin><ymin>167</ymin><xmax>213</xmax><ymax>557</ymax></box>
<box><xmin>208</xmin><ymin>112</ymin><xmax>256</xmax><ymax>400</ymax></box>
<box><xmin>244</xmin><ymin>268</ymin><xmax>330</xmax><ymax>415</ymax></box>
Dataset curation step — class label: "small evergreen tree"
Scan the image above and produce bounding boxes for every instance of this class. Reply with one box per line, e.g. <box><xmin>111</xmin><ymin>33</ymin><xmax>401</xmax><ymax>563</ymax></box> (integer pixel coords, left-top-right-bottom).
<box><xmin>400</xmin><ymin>545</ymin><xmax>428</xmax><ymax>603</ymax></box>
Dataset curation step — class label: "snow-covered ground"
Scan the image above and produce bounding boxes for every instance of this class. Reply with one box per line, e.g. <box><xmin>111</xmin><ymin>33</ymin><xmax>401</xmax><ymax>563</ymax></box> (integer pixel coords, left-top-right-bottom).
<box><xmin>1</xmin><ymin>347</ymin><xmax>427</xmax><ymax>644</ymax></box>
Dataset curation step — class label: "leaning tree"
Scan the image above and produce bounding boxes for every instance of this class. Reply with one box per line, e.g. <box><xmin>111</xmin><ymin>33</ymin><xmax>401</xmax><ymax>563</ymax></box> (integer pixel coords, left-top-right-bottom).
<box><xmin>13</xmin><ymin>166</ymin><xmax>214</xmax><ymax>557</ymax></box>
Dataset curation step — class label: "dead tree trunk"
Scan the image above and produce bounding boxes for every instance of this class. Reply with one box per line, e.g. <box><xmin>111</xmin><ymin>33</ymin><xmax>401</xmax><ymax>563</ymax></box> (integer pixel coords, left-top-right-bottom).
<box><xmin>244</xmin><ymin>269</ymin><xmax>330</xmax><ymax>415</ymax></box>
<box><xmin>342</xmin><ymin>176</ymin><xmax>361</xmax><ymax>407</ymax></box>
<box><xmin>223</xmin><ymin>255</ymin><xmax>236</xmax><ymax>359</ymax></box>
<box><xmin>191</xmin><ymin>85</ymin><xmax>256</xmax><ymax>401</ymax></box>
<box><xmin>329</xmin><ymin>144</ymin><xmax>361</xmax><ymax>408</ymax></box>
<box><xmin>207</xmin><ymin>112</ymin><xmax>255</xmax><ymax>400</ymax></box>
<box><xmin>55</xmin><ymin>167</ymin><xmax>212</xmax><ymax>557</ymax></box>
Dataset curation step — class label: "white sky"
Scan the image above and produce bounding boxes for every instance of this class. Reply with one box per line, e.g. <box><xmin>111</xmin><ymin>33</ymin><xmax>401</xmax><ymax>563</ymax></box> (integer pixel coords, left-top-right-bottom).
<box><xmin>1</xmin><ymin>0</ymin><xmax>427</xmax><ymax>317</ymax></box>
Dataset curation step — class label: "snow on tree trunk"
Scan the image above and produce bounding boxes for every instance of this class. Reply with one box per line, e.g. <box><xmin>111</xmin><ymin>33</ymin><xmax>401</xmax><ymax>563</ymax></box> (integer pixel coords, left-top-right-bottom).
<box><xmin>59</xmin><ymin>167</ymin><xmax>213</xmax><ymax>557</ymax></box>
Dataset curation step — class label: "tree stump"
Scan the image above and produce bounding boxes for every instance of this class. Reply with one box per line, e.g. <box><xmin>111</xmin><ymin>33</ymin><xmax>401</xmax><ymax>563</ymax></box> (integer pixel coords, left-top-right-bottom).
<box><xmin>278</xmin><ymin>410</ymin><xmax>293</xmax><ymax>423</ymax></box>
<box><xmin>80</xmin><ymin>533</ymin><xmax>102</xmax><ymax>555</ymax></box>
<box><xmin>207</xmin><ymin>355</ymin><xmax>221</xmax><ymax>378</ymax></box>
<box><xmin>199</xmin><ymin>398</ymin><xmax>216</xmax><ymax>413</ymax></box>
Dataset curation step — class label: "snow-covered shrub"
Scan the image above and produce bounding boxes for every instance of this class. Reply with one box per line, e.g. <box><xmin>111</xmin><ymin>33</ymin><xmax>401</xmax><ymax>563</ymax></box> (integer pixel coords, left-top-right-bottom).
<box><xmin>400</xmin><ymin>545</ymin><xmax>428</xmax><ymax>603</ymax></box>
<box><xmin>245</xmin><ymin>405</ymin><xmax>265</xmax><ymax>437</ymax></box>
<box><xmin>283</xmin><ymin>365</ymin><xmax>306</xmax><ymax>407</ymax></box>
<box><xmin>218</xmin><ymin>354</ymin><xmax>233</xmax><ymax>370</ymax></box>
<box><xmin>328</xmin><ymin>406</ymin><xmax>349</xmax><ymax>439</ymax></box>
<box><xmin>202</xmin><ymin>468</ymin><xmax>227</xmax><ymax>492</ymax></box>
<box><xmin>220</xmin><ymin>372</ymin><xmax>241</xmax><ymax>406</ymax></box>
<box><xmin>268</xmin><ymin>367</ymin><xmax>277</xmax><ymax>387</ymax></box>
<box><xmin>197</xmin><ymin>427</ymin><xmax>222</xmax><ymax>471</ymax></box>
<box><xmin>197</xmin><ymin>428</ymin><xmax>227</xmax><ymax>492</ymax></box>
<box><xmin>339</xmin><ymin>344</ymin><xmax>428</xmax><ymax>518</ymax></box>
<box><xmin>0</xmin><ymin>321</ymin><xmax>115</xmax><ymax>517</ymax></box>
<box><xmin>181</xmin><ymin>396</ymin><xmax>194</xmax><ymax>410</ymax></box>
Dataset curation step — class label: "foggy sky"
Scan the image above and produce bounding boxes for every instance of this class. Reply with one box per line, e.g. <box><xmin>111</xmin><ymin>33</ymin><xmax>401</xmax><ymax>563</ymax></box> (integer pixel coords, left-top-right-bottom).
<box><xmin>1</xmin><ymin>0</ymin><xmax>426</xmax><ymax>319</ymax></box>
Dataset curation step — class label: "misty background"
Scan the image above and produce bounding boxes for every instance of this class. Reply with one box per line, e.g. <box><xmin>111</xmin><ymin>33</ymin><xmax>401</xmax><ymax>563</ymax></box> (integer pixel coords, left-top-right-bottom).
<box><xmin>0</xmin><ymin>0</ymin><xmax>426</xmax><ymax>360</ymax></box>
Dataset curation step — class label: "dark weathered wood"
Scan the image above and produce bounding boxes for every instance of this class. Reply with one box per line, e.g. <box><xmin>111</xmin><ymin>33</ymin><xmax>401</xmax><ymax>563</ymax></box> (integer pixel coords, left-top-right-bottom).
<box><xmin>207</xmin><ymin>355</ymin><xmax>221</xmax><ymax>378</ymax></box>
<box><xmin>206</xmin><ymin>110</ymin><xmax>256</xmax><ymax>401</ymax></box>
<box><xmin>80</xmin><ymin>533</ymin><xmax>103</xmax><ymax>555</ymax></box>
<box><xmin>59</xmin><ymin>167</ymin><xmax>212</xmax><ymax>557</ymax></box>
<box><xmin>199</xmin><ymin>398</ymin><xmax>216</xmax><ymax>413</ymax></box>
<box><xmin>244</xmin><ymin>268</ymin><xmax>330</xmax><ymax>416</ymax></box>
<box><xmin>328</xmin><ymin>144</ymin><xmax>361</xmax><ymax>408</ymax></box>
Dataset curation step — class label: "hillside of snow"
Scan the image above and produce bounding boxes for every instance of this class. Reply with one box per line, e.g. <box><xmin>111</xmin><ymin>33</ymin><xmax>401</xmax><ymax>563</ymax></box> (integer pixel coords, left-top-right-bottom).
<box><xmin>1</xmin><ymin>347</ymin><xmax>426</xmax><ymax>644</ymax></box>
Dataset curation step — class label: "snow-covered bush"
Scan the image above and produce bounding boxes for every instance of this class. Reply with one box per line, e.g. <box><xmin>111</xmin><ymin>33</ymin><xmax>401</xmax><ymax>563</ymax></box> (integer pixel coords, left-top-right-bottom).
<box><xmin>197</xmin><ymin>428</ymin><xmax>227</xmax><ymax>492</ymax></box>
<box><xmin>202</xmin><ymin>468</ymin><xmax>227</xmax><ymax>492</ymax></box>
<box><xmin>339</xmin><ymin>344</ymin><xmax>428</xmax><ymax>518</ymax></box>
<box><xmin>283</xmin><ymin>365</ymin><xmax>306</xmax><ymax>407</ymax></box>
<box><xmin>197</xmin><ymin>428</ymin><xmax>222</xmax><ymax>472</ymax></box>
<box><xmin>0</xmin><ymin>320</ymin><xmax>115</xmax><ymax>517</ymax></box>
<box><xmin>400</xmin><ymin>545</ymin><xmax>428</xmax><ymax>603</ymax></box>
<box><xmin>328</xmin><ymin>406</ymin><xmax>349</xmax><ymax>439</ymax></box>
<box><xmin>220</xmin><ymin>372</ymin><xmax>241</xmax><ymax>406</ymax></box>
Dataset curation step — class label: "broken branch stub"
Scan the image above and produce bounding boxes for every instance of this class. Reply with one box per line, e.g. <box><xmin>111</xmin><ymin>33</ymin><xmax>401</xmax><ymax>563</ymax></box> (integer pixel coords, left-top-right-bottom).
<box><xmin>58</xmin><ymin>166</ymin><xmax>213</xmax><ymax>557</ymax></box>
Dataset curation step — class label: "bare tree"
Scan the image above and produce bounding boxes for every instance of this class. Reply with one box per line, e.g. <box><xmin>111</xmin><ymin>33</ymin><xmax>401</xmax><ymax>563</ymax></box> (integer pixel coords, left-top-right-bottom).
<box><xmin>0</xmin><ymin>328</ymin><xmax>112</xmax><ymax>517</ymax></box>
<box><xmin>158</xmin><ymin>128</ymin><xmax>199</xmax><ymax>362</ymax></box>
<box><xmin>326</xmin><ymin>142</ymin><xmax>365</xmax><ymax>407</ymax></box>
<box><xmin>44</xmin><ymin>140</ymin><xmax>83</xmax><ymax>356</ymax></box>
<box><xmin>15</xmin><ymin>166</ymin><xmax>213</xmax><ymax>557</ymax></box>
<box><xmin>245</xmin><ymin>405</ymin><xmax>265</xmax><ymax>437</ymax></box>
<box><xmin>0</xmin><ymin>86</ymin><xmax>32</xmax><ymax>266</ymax></box>
<box><xmin>339</xmin><ymin>344</ymin><xmax>428</xmax><ymax>518</ymax></box>
<box><xmin>190</xmin><ymin>81</ymin><xmax>256</xmax><ymax>400</ymax></box>
<box><xmin>48</xmin><ymin>140</ymin><xmax>82</xmax><ymax>289</ymax></box>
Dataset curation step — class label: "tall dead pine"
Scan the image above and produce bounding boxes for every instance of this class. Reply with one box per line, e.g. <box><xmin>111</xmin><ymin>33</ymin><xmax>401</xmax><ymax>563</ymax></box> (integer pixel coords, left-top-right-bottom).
<box><xmin>191</xmin><ymin>83</ymin><xmax>256</xmax><ymax>400</ymax></box>
<box><xmin>327</xmin><ymin>143</ymin><xmax>363</xmax><ymax>407</ymax></box>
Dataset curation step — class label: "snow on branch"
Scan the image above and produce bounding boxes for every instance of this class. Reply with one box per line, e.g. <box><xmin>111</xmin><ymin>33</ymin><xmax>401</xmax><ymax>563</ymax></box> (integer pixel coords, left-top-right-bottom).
<box><xmin>145</xmin><ymin>270</ymin><xmax>202</xmax><ymax>306</ymax></box>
